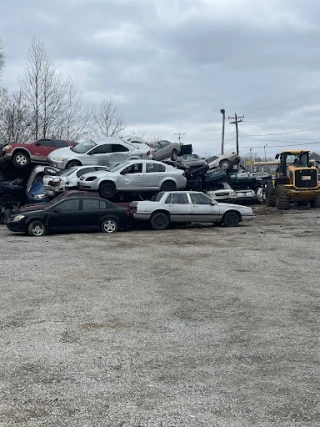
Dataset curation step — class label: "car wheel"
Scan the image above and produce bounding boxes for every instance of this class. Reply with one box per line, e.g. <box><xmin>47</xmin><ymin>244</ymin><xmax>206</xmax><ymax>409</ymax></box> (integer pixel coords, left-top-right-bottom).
<box><xmin>223</xmin><ymin>211</ymin><xmax>240</xmax><ymax>227</ymax></box>
<box><xmin>171</xmin><ymin>149</ymin><xmax>178</xmax><ymax>161</ymax></box>
<box><xmin>160</xmin><ymin>180</ymin><xmax>177</xmax><ymax>192</ymax></box>
<box><xmin>66</xmin><ymin>160</ymin><xmax>81</xmax><ymax>169</ymax></box>
<box><xmin>99</xmin><ymin>182</ymin><xmax>116</xmax><ymax>200</ymax></box>
<box><xmin>101</xmin><ymin>218</ymin><xmax>119</xmax><ymax>233</ymax></box>
<box><xmin>28</xmin><ymin>220</ymin><xmax>46</xmax><ymax>237</ymax></box>
<box><xmin>219</xmin><ymin>159</ymin><xmax>231</xmax><ymax>170</ymax></box>
<box><xmin>12</xmin><ymin>151</ymin><xmax>30</xmax><ymax>168</ymax></box>
<box><xmin>150</xmin><ymin>212</ymin><xmax>170</xmax><ymax>230</ymax></box>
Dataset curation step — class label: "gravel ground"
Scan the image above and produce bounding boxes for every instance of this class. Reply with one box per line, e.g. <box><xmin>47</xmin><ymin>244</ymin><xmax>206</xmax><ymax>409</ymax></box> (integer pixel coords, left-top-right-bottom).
<box><xmin>0</xmin><ymin>206</ymin><xmax>319</xmax><ymax>427</ymax></box>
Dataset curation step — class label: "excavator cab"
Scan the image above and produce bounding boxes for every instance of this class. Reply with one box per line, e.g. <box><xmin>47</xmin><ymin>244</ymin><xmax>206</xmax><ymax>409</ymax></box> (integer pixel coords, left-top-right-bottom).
<box><xmin>265</xmin><ymin>150</ymin><xmax>320</xmax><ymax>210</ymax></box>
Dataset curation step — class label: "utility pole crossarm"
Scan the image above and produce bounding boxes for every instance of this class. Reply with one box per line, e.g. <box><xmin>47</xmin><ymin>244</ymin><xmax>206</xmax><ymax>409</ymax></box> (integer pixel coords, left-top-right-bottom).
<box><xmin>175</xmin><ymin>132</ymin><xmax>185</xmax><ymax>144</ymax></box>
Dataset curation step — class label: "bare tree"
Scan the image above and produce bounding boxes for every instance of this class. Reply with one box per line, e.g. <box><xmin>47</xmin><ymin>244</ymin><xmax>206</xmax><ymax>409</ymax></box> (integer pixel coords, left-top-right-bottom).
<box><xmin>20</xmin><ymin>38</ymin><xmax>65</xmax><ymax>140</ymax></box>
<box><xmin>93</xmin><ymin>98</ymin><xmax>125</xmax><ymax>137</ymax></box>
<box><xmin>55</xmin><ymin>78</ymin><xmax>92</xmax><ymax>141</ymax></box>
<box><xmin>0</xmin><ymin>90</ymin><xmax>31</xmax><ymax>143</ymax></box>
<box><xmin>0</xmin><ymin>38</ymin><xmax>4</xmax><ymax>80</ymax></box>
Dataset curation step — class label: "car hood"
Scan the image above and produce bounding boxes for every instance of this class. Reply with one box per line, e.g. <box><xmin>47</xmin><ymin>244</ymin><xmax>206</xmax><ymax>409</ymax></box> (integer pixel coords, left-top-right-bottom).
<box><xmin>82</xmin><ymin>169</ymin><xmax>119</xmax><ymax>179</ymax></box>
<box><xmin>48</xmin><ymin>147</ymin><xmax>73</xmax><ymax>158</ymax></box>
<box><xmin>20</xmin><ymin>203</ymin><xmax>47</xmax><ymax>212</ymax></box>
<box><xmin>218</xmin><ymin>202</ymin><xmax>253</xmax><ymax>211</ymax></box>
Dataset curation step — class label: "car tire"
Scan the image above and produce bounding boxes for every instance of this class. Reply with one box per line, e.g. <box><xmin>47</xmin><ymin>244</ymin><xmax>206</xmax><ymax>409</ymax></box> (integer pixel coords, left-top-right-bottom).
<box><xmin>150</xmin><ymin>212</ymin><xmax>170</xmax><ymax>230</ymax></box>
<box><xmin>12</xmin><ymin>151</ymin><xmax>30</xmax><ymax>168</ymax></box>
<box><xmin>223</xmin><ymin>211</ymin><xmax>240</xmax><ymax>227</ymax></box>
<box><xmin>160</xmin><ymin>180</ymin><xmax>177</xmax><ymax>192</ymax></box>
<box><xmin>171</xmin><ymin>149</ymin><xmax>178</xmax><ymax>161</ymax></box>
<box><xmin>99</xmin><ymin>182</ymin><xmax>116</xmax><ymax>200</ymax></box>
<box><xmin>101</xmin><ymin>218</ymin><xmax>119</xmax><ymax>233</ymax></box>
<box><xmin>66</xmin><ymin>160</ymin><xmax>82</xmax><ymax>169</ymax></box>
<box><xmin>28</xmin><ymin>220</ymin><xmax>46</xmax><ymax>237</ymax></box>
<box><xmin>219</xmin><ymin>159</ymin><xmax>231</xmax><ymax>170</ymax></box>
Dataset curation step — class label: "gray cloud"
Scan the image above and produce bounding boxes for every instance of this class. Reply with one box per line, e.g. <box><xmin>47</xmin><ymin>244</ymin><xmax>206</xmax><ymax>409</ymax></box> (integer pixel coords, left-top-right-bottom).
<box><xmin>1</xmin><ymin>0</ymin><xmax>320</xmax><ymax>156</ymax></box>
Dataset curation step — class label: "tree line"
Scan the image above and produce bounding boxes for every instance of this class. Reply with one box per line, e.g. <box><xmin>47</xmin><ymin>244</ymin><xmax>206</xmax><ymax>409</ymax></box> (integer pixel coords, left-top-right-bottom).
<box><xmin>0</xmin><ymin>38</ymin><xmax>126</xmax><ymax>143</ymax></box>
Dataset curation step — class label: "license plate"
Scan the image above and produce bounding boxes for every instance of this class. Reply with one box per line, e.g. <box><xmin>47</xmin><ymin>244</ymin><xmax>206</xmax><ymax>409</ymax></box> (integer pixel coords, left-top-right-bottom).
<box><xmin>302</xmin><ymin>176</ymin><xmax>311</xmax><ymax>180</ymax></box>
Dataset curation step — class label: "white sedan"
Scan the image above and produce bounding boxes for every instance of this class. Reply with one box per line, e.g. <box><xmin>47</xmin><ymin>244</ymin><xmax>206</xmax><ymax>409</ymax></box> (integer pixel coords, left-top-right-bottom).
<box><xmin>77</xmin><ymin>159</ymin><xmax>187</xmax><ymax>199</ymax></box>
<box><xmin>129</xmin><ymin>191</ymin><xmax>255</xmax><ymax>230</ymax></box>
<box><xmin>43</xmin><ymin>165</ymin><xmax>110</xmax><ymax>196</ymax></box>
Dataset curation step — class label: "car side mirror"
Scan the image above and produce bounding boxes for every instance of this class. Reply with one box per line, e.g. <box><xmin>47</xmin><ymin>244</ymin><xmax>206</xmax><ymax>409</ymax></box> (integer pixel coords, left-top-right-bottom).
<box><xmin>53</xmin><ymin>208</ymin><xmax>61</xmax><ymax>213</ymax></box>
<box><xmin>120</xmin><ymin>170</ymin><xmax>127</xmax><ymax>175</ymax></box>
<box><xmin>35</xmin><ymin>142</ymin><xmax>41</xmax><ymax>146</ymax></box>
<box><xmin>275</xmin><ymin>154</ymin><xmax>279</xmax><ymax>159</ymax></box>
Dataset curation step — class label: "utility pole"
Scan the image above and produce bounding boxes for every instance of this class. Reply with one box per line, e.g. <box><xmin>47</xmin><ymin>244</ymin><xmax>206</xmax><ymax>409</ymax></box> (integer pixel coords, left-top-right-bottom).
<box><xmin>250</xmin><ymin>147</ymin><xmax>253</xmax><ymax>173</ymax></box>
<box><xmin>175</xmin><ymin>132</ymin><xmax>185</xmax><ymax>144</ymax></box>
<box><xmin>228</xmin><ymin>113</ymin><xmax>244</xmax><ymax>155</ymax></box>
<box><xmin>220</xmin><ymin>109</ymin><xmax>225</xmax><ymax>155</ymax></box>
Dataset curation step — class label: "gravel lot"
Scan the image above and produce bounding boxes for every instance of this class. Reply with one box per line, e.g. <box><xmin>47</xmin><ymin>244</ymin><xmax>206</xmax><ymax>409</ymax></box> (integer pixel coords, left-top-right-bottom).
<box><xmin>0</xmin><ymin>207</ymin><xmax>319</xmax><ymax>427</ymax></box>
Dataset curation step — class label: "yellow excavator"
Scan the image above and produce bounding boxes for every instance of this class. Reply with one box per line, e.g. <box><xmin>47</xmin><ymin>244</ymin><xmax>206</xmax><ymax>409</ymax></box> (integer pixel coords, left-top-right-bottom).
<box><xmin>265</xmin><ymin>150</ymin><xmax>320</xmax><ymax>210</ymax></box>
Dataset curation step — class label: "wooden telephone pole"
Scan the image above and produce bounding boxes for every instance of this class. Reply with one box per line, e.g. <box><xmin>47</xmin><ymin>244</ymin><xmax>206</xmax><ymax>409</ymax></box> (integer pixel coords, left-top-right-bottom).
<box><xmin>228</xmin><ymin>113</ymin><xmax>244</xmax><ymax>155</ymax></box>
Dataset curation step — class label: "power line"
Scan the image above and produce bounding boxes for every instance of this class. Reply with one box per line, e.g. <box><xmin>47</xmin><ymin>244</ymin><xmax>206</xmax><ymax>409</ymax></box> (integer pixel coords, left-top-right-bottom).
<box><xmin>241</xmin><ymin>126</ymin><xmax>320</xmax><ymax>137</ymax></box>
<box><xmin>245</xmin><ymin>86</ymin><xmax>320</xmax><ymax>114</ymax></box>
<box><xmin>242</xmin><ymin>141</ymin><xmax>320</xmax><ymax>149</ymax></box>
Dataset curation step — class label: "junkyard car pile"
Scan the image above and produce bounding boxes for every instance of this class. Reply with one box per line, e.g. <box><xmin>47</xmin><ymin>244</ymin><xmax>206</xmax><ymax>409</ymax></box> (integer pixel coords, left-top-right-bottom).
<box><xmin>0</xmin><ymin>136</ymin><xmax>259</xmax><ymax>235</ymax></box>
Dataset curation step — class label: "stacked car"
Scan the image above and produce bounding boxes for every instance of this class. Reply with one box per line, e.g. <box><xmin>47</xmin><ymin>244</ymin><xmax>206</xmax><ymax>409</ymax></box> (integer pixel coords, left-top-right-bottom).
<box><xmin>1</xmin><ymin>135</ymin><xmax>259</xmax><ymax>233</ymax></box>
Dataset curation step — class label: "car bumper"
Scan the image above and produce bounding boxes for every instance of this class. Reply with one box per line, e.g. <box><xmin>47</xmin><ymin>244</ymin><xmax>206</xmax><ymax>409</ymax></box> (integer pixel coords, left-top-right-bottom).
<box><xmin>48</xmin><ymin>159</ymin><xmax>68</xmax><ymax>169</ymax></box>
<box><xmin>241</xmin><ymin>215</ymin><xmax>255</xmax><ymax>222</ymax></box>
<box><xmin>77</xmin><ymin>182</ymin><xmax>98</xmax><ymax>190</ymax></box>
<box><xmin>5</xmin><ymin>220</ymin><xmax>27</xmax><ymax>233</ymax></box>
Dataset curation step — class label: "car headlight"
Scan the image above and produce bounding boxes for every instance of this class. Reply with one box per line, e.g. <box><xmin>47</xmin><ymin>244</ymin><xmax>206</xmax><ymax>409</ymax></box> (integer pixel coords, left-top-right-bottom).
<box><xmin>34</xmin><ymin>194</ymin><xmax>47</xmax><ymax>199</ymax></box>
<box><xmin>85</xmin><ymin>176</ymin><xmax>97</xmax><ymax>182</ymax></box>
<box><xmin>12</xmin><ymin>214</ymin><xmax>25</xmax><ymax>222</ymax></box>
<box><xmin>52</xmin><ymin>157</ymin><xmax>65</xmax><ymax>162</ymax></box>
<box><xmin>4</xmin><ymin>145</ymin><xmax>12</xmax><ymax>151</ymax></box>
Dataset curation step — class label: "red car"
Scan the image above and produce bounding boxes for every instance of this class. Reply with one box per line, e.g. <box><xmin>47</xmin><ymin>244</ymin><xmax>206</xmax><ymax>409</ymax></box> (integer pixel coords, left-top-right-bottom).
<box><xmin>0</xmin><ymin>139</ymin><xmax>76</xmax><ymax>168</ymax></box>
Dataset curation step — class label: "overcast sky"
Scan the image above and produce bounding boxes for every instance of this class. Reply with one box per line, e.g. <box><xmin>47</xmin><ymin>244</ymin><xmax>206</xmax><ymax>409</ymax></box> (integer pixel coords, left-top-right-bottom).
<box><xmin>1</xmin><ymin>0</ymin><xmax>320</xmax><ymax>157</ymax></box>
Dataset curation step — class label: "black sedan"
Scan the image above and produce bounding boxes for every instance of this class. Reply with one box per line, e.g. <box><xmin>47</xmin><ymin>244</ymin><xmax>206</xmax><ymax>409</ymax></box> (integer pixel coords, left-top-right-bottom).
<box><xmin>5</xmin><ymin>196</ymin><xmax>131</xmax><ymax>236</ymax></box>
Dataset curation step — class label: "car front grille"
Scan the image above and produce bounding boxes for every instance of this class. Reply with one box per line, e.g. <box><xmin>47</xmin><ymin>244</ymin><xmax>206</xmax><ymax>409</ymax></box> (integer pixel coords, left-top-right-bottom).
<box><xmin>295</xmin><ymin>169</ymin><xmax>317</xmax><ymax>188</ymax></box>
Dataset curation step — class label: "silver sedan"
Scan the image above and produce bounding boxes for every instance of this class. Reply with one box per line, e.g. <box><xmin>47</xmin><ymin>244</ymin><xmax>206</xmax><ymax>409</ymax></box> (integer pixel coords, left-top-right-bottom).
<box><xmin>148</xmin><ymin>140</ymin><xmax>181</xmax><ymax>161</ymax></box>
<box><xmin>77</xmin><ymin>159</ymin><xmax>187</xmax><ymax>199</ymax></box>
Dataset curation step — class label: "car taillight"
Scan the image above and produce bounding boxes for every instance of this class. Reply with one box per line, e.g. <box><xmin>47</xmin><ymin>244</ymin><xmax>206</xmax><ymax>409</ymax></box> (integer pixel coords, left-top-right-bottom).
<box><xmin>182</xmin><ymin>172</ymin><xmax>185</xmax><ymax>177</ymax></box>
<box><xmin>146</xmin><ymin>150</ymin><xmax>150</xmax><ymax>156</ymax></box>
<box><xmin>126</xmin><ymin>208</ymin><xmax>131</xmax><ymax>215</ymax></box>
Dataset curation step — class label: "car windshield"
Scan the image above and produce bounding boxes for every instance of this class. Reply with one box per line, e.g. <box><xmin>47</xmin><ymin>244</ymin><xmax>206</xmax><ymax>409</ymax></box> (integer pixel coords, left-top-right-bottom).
<box><xmin>43</xmin><ymin>193</ymin><xmax>71</xmax><ymax>209</ymax></box>
<box><xmin>207</xmin><ymin>156</ymin><xmax>218</xmax><ymax>162</ymax></box>
<box><xmin>71</xmin><ymin>140</ymin><xmax>96</xmax><ymax>154</ymax></box>
<box><xmin>155</xmin><ymin>192</ymin><xmax>165</xmax><ymax>202</ymax></box>
<box><xmin>109</xmin><ymin>162</ymin><xmax>130</xmax><ymax>172</ymax></box>
<box><xmin>57</xmin><ymin>168</ymin><xmax>76</xmax><ymax>177</ymax></box>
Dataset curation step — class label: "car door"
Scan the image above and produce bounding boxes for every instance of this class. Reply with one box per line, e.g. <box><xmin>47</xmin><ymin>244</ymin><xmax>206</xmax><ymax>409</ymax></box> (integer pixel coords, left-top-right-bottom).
<box><xmin>86</xmin><ymin>144</ymin><xmax>112</xmax><ymax>165</ymax></box>
<box><xmin>108</xmin><ymin>143</ymin><xmax>131</xmax><ymax>165</ymax></box>
<box><xmin>33</xmin><ymin>139</ymin><xmax>55</xmax><ymax>161</ymax></box>
<box><xmin>47</xmin><ymin>198</ymin><xmax>81</xmax><ymax>231</ymax></box>
<box><xmin>164</xmin><ymin>193</ymin><xmax>192</xmax><ymax>222</ymax></box>
<box><xmin>77</xmin><ymin>198</ymin><xmax>101</xmax><ymax>229</ymax></box>
<box><xmin>117</xmin><ymin>162</ymin><xmax>144</xmax><ymax>190</ymax></box>
<box><xmin>189</xmin><ymin>193</ymin><xmax>221</xmax><ymax>222</ymax></box>
<box><xmin>145</xmin><ymin>162</ymin><xmax>166</xmax><ymax>189</ymax></box>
